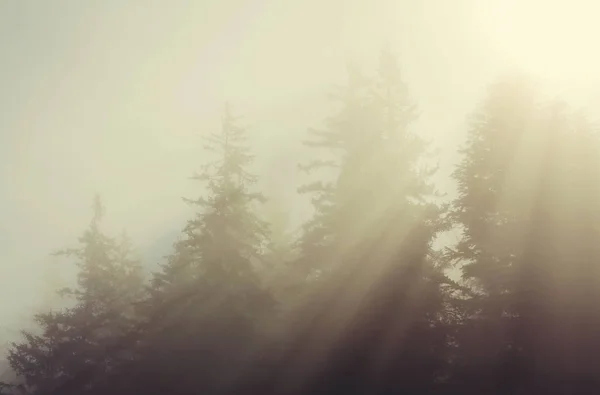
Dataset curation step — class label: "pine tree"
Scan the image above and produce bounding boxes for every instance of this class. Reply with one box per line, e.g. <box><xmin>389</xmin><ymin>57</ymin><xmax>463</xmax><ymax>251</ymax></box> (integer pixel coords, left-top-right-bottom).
<box><xmin>448</xmin><ymin>74</ymin><xmax>600</xmax><ymax>392</ymax></box>
<box><xmin>273</xmin><ymin>49</ymin><xmax>453</xmax><ymax>395</ymax></box>
<box><xmin>7</xmin><ymin>196</ymin><xmax>145</xmax><ymax>394</ymax></box>
<box><xmin>295</xmin><ymin>61</ymin><xmax>371</xmax><ymax>279</ymax></box>
<box><xmin>446</xmin><ymin>75</ymin><xmax>543</xmax><ymax>392</ymax></box>
<box><xmin>120</xmin><ymin>103</ymin><xmax>275</xmax><ymax>395</ymax></box>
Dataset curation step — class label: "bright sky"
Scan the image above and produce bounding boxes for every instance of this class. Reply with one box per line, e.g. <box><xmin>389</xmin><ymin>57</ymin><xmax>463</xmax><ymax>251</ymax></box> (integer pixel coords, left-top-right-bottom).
<box><xmin>1</xmin><ymin>0</ymin><xmax>600</xmax><ymax>340</ymax></box>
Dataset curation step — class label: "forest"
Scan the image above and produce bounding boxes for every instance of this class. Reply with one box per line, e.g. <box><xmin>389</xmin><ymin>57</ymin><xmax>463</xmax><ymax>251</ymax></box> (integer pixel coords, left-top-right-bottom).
<box><xmin>2</xmin><ymin>48</ymin><xmax>600</xmax><ymax>395</ymax></box>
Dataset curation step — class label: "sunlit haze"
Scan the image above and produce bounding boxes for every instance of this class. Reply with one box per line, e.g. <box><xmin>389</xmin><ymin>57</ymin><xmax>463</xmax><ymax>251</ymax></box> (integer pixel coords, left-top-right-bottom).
<box><xmin>474</xmin><ymin>0</ymin><xmax>598</xmax><ymax>86</ymax></box>
<box><xmin>2</xmin><ymin>1</ymin><xmax>600</xmax><ymax>393</ymax></box>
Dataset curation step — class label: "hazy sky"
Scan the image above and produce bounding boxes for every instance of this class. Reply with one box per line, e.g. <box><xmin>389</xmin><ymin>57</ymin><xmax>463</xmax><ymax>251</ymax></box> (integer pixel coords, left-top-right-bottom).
<box><xmin>1</xmin><ymin>0</ymin><xmax>599</xmax><ymax>338</ymax></box>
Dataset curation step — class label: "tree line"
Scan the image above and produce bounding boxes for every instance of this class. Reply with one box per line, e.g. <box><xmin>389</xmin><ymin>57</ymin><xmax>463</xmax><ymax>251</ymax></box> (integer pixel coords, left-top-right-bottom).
<box><xmin>3</xmin><ymin>49</ymin><xmax>600</xmax><ymax>395</ymax></box>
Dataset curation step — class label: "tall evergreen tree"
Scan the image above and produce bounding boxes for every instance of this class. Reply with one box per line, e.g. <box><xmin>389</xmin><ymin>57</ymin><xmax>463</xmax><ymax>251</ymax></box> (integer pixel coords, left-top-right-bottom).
<box><xmin>7</xmin><ymin>196</ymin><xmax>145</xmax><ymax>394</ymax></box>
<box><xmin>272</xmin><ymin>49</ymin><xmax>453</xmax><ymax>395</ymax></box>
<box><xmin>446</xmin><ymin>75</ymin><xmax>542</xmax><ymax>393</ymax></box>
<box><xmin>295</xmin><ymin>62</ymin><xmax>372</xmax><ymax>280</ymax></box>
<box><xmin>113</xmin><ymin>103</ymin><xmax>275</xmax><ymax>395</ymax></box>
<box><xmin>449</xmin><ymin>74</ymin><xmax>600</xmax><ymax>393</ymax></box>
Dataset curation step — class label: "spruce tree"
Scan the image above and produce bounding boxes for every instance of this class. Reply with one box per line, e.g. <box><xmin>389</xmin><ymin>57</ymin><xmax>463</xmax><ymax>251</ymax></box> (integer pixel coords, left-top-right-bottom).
<box><xmin>274</xmin><ymin>49</ymin><xmax>452</xmax><ymax>395</ymax></box>
<box><xmin>120</xmin><ymin>103</ymin><xmax>275</xmax><ymax>395</ymax></box>
<box><xmin>446</xmin><ymin>75</ymin><xmax>542</xmax><ymax>392</ymax></box>
<box><xmin>7</xmin><ymin>196</ymin><xmax>145</xmax><ymax>394</ymax></box>
<box><xmin>448</xmin><ymin>74</ymin><xmax>600</xmax><ymax>392</ymax></box>
<box><xmin>295</xmin><ymin>62</ymin><xmax>371</xmax><ymax>279</ymax></box>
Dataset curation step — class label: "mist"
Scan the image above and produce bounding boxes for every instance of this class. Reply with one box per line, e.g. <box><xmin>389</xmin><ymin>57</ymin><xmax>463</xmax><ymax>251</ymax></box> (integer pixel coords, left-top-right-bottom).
<box><xmin>0</xmin><ymin>0</ymin><xmax>474</xmax><ymax>332</ymax></box>
<box><xmin>2</xmin><ymin>1</ymin><xmax>600</xmax><ymax>394</ymax></box>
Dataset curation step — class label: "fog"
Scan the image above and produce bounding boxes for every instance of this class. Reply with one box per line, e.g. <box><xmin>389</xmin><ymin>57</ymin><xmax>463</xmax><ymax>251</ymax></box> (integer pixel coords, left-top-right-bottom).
<box><xmin>0</xmin><ymin>0</ymin><xmax>454</xmax><ymax>330</ymax></box>
<box><xmin>2</xmin><ymin>0</ymin><xmax>600</xmax><ymax>391</ymax></box>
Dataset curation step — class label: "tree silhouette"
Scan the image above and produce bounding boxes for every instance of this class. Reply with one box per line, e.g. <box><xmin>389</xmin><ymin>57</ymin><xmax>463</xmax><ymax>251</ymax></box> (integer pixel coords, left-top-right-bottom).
<box><xmin>99</xmin><ymin>103</ymin><xmax>276</xmax><ymax>395</ymax></box>
<box><xmin>449</xmin><ymin>75</ymin><xmax>600</xmax><ymax>393</ymax></box>
<box><xmin>8</xmin><ymin>196</ymin><xmax>145</xmax><ymax>395</ymax></box>
<box><xmin>268</xmin><ymin>49</ymin><xmax>454</xmax><ymax>395</ymax></box>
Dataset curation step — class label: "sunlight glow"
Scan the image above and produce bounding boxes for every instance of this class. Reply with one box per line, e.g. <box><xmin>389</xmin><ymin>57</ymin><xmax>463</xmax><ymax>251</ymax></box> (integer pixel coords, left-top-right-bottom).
<box><xmin>475</xmin><ymin>0</ymin><xmax>599</xmax><ymax>84</ymax></box>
